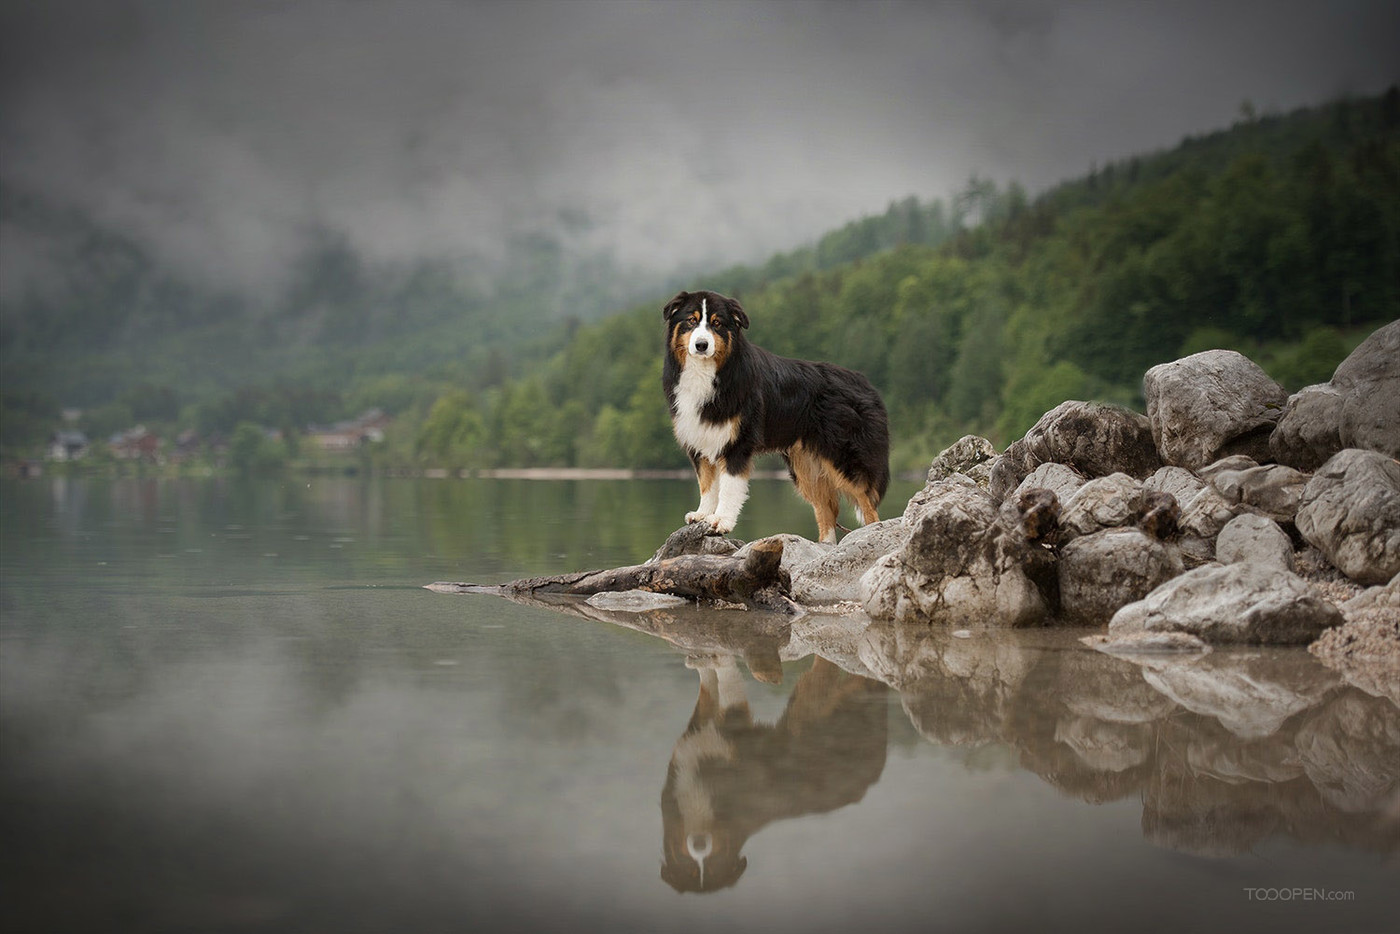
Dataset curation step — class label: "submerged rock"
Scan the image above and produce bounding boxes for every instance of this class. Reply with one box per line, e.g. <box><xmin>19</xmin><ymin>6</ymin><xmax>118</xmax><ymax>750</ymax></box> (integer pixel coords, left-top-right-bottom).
<box><xmin>1295</xmin><ymin>448</ymin><xmax>1400</xmax><ymax>585</ymax></box>
<box><xmin>585</xmin><ymin>590</ymin><xmax>692</xmax><ymax>611</ymax></box>
<box><xmin>989</xmin><ymin>400</ymin><xmax>1160</xmax><ymax>502</ymax></box>
<box><xmin>1109</xmin><ymin>562</ymin><xmax>1344</xmax><ymax>645</ymax></box>
<box><xmin>1143</xmin><ymin>350</ymin><xmax>1289</xmax><ymax>469</ymax></box>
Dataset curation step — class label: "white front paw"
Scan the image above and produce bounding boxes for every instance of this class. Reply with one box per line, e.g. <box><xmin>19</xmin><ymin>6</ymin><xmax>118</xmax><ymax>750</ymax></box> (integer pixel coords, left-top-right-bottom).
<box><xmin>708</xmin><ymin>514</ymin><xmax>737</xmax><ymax>534</ymax></box>
<box><xmin>686</xmin><ymin>511</ymin><xmax>713</xmax><ymax>524</ymax></box>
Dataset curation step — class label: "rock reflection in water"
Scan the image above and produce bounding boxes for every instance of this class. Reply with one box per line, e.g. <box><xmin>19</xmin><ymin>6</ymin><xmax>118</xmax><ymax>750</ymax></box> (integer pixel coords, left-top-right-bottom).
<box><xmin>482</xmin><ymin>588</ymin><xmax>1398</xmax><ymax>877</ymax></box>
<box><xmin>859</xmin><ymin>622</ymin><xmax>1400</xmax><ymax>857</ymax></box>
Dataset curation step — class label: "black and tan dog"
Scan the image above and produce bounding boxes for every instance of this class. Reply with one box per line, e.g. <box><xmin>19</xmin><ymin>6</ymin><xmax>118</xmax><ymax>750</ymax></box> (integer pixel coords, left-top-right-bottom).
<box><xmin>662</xmin><ymin>290</ymin><xmax>890</xmax><ymax>542</ymax></box>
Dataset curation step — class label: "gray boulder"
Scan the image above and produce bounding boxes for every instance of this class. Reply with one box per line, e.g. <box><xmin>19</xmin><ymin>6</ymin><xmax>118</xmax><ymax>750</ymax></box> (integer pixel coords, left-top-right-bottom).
<box><xmin>1335</xmin><ymin>319</ymin><xmax>1400</xmax><ymax>459</ymax></box>
<box><xmin>1058</xmin><ymin>528</ymin><xmax>1184</xmax><ymax>626</ymax></box>
<box><xmin>1143</xmin><ymin>465</ymin><xmax>1205</xmax><ymax>505</ymax></box>
<box><xmin>1209</xmin><ymin>463</ymin><xmax>1309</xmax><ymax>524</ymax></box>
<box><xmin>1269</xmin><ymin>384</ymin><xmax>1345</xmax><ymax>471</ymax></box>
<box><xmin>988</xmin><ymin>400</ymin><xmax>1160</xmax><ymax>502</ymax></box>
<box><xmin>1215</xmin><ymin>513</ymin><xmax>1295</xmax><ymax>571</ymax></box>
<box><xmin>1109</xmin><ymin>562</ymin><xmax>1344</xmax><ymax>645</ymax></box>
<box><xmin>1059</xmin><ymin>472</ymin><xmax>1143</xmax><ymax>541</ymax></box>
<box><xmin>1177</xmin><ymin>485</ymin><xmax>1240</xmax><ymax>540</ymax></box>
<box><xmin>863</xmin><ymin>476</ymin><xmax>1047</xmax><ymax>626</ymax></box>
<box><xmin>1270</xmin><ymin>320</ymin><xmax>1400</xmax><ymax>469</ymax></box>
<box><xmin>789</xmin><ymin>518</ymin><xmax>909</xmax><ymax>605</ymax></box>
<box><xmin>1295</xmin><ymin>448</ymin><xmax>1400</xmax><ymax>585</ymax></box>
<box><xmin>925</xmin><ymin>434</ymin><xmax>997</xmax><ymax>487</ymax></box>
<box><xmin>1011</xmin><ymin>461</ymin><xmax>1087</xmax><ymax>505</ymax></box>
<box><xmin>1143</xmin><ymin>350</ymin><xmax>1289</xmax><ymax>469</ymax></box>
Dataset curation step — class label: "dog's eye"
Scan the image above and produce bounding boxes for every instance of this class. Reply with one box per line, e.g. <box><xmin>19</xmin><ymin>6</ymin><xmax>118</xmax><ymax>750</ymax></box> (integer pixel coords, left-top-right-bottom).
<box><xmin>712</xmin><ymin>316</ymin><xmax>726</xmax><ymax>327</ymax></box>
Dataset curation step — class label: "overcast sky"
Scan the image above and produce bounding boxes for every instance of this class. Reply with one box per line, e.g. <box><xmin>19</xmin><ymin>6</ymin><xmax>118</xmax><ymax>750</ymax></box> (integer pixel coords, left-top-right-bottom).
<box><xmin>2</xmin><ymin>0</ymin><xmax>1398</xmax><ymax>296</ymax></box>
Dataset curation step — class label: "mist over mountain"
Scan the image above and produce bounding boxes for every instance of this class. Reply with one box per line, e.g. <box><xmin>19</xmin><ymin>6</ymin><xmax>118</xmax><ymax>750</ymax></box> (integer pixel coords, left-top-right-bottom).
<box><xmin>2</xmin><ymin>0</ymin><xmax>1398</xmax><ymax>423</ymax></box>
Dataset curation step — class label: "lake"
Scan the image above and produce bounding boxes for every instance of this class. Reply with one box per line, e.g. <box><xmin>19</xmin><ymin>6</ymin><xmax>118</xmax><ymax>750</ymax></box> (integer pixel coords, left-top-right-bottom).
<box><xmin>2</xmin><ymin>476</ymin><xmax>1396</xmax><ymax>933</ymax></box>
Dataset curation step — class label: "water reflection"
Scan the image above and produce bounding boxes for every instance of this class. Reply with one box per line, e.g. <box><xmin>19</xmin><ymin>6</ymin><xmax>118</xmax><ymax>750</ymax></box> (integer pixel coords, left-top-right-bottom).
<box><xmin>661</xmin><ymin>656</ymin><xmax>887</xmax><ymax>892</ymax></box>
<box><xmin>478</xmin><ymin>590</ymin><xmax>1400</xmax><ymax>880</ymax></box>
<box><xmin>860</xmin><ymin>623</ymin><xmax>1400</xmax><ymax>857</ymax></box>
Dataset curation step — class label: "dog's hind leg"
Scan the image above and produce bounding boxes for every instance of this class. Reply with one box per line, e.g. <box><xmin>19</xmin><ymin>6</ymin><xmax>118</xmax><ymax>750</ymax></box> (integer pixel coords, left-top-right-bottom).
<box><xmin>788</xmin><ymin>443</ymin><xmax>841</xmax><ymax>543</ymax></box>
<box><xmin>686</xmin><ymin>457</ymin><xmax>720</xmax><ymax>523</ymax></box>
<box><xmin>852</xmin><ymin>486</ymin><xmax>881</xmax><ymax>527</ymax></box>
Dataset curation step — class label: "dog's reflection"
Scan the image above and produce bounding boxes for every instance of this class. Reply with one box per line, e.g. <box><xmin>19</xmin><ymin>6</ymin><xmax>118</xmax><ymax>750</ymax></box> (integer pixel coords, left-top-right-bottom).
<box><xmin>661</xmin><ymin>655</ymin><xmax>888</xmax><ymax>892</ymax></box>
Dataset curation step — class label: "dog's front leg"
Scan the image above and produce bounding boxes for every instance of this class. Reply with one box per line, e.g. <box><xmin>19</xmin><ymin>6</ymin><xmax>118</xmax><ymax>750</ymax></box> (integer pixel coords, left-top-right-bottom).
<box><xmin>686</xmin><ymin>457</ymin><xmax>720</xmax><ymax>523</ymax></box>
<box><xmin>707</xmin><ymin>465</ymin><xmax>751</xmax><ymax>535</ymax></box>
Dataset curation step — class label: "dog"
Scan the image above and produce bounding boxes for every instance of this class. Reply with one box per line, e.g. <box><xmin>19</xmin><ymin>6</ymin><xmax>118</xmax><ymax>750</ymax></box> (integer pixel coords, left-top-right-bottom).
<box><xmin>662</xmin><ymin>289</ymin><xmax>890</xmax><ymax>543</ymax></box>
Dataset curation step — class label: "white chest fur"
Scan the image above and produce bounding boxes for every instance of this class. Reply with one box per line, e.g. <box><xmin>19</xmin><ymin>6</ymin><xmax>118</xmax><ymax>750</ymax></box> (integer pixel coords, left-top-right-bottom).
<box><xmin>671</xmin><ymin>357</ymin><xmax>736</xmax><ymax>462</ymax></box>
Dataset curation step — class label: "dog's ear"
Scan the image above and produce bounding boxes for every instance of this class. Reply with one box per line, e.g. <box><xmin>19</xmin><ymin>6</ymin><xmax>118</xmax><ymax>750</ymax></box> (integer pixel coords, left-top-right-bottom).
<box><xmin>663</xmin><ymin>291</ymin><xmax>689</xmax><ymax>319</ymax></box>
<box><xmin>726</xmin><ymin>297</ymin><xmax>749</xmax><ymax>330</ymax></box>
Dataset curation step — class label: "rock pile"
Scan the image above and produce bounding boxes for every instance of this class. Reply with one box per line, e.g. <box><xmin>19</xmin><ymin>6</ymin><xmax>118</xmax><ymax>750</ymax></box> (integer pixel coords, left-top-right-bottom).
<box><xmin>767</xmin><ymin>321</ymin><xmax>1398</xmax><ymax>663</ymax></box>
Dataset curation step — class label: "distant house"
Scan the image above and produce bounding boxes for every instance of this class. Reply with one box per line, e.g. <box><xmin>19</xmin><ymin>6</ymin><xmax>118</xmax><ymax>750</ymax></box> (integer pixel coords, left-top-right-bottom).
<box><xmin>47</xmin><ymin>430</ymin><xmax>89</xmax><ymax>461</ymax></box>
<box><xmin>109</xmin><ymin>426</ymin><xmax>161</xmax><ymax>461</ymax></box>
<box><xmin>306</xmin><ymin>409</ymin><xmax>392</xmax><ymax>453</ymax></box>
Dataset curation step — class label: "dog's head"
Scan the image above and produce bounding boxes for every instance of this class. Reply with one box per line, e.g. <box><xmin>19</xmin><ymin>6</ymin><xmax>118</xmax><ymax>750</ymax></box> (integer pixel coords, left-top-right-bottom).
<box><xmin>663</xmin><ymin>290</ymin><xmax>749</xmax><ymax>367</ymax></box>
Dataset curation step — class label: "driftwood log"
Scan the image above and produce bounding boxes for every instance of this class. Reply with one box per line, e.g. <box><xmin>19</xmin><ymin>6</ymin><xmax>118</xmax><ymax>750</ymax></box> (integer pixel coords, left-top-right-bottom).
<box><xmin>426</xmin><ymin>527</ymin><xmax>800</xmax><ymax>614</ymax></box>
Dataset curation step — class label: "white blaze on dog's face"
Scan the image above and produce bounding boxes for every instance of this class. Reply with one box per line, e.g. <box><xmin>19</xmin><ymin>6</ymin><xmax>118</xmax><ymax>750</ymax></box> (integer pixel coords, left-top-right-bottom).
<box><xmin>688</xmin><ymin>299</ymin><xmax>716</xmax><ymax>358</ymax></box>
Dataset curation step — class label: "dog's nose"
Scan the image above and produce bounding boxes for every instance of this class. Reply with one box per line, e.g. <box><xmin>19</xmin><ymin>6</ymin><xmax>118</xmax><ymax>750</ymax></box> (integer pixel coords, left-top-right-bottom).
<box><xmin>694</xmin><ymin>339</ymin><xmax>709</xmax><ymax>353</ymax></box>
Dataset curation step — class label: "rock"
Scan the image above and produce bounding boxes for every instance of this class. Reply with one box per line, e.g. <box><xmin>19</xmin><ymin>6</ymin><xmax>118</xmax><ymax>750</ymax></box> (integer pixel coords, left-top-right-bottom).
<box><xmin>1270</xmin><ymin>383</ymin><xmax>1345</xmax><ymax>471</ymax></box>
<box><xmin>1058</xmin><ymin>473</ymin><xmax>1143</xmax><ymax>540</ymax></box>
<box><xmin>1109</xmin><ymin>562</ymin><xmax>1344</xmax><ymax>645</ymax></box>
<box><xmin>988</xmin><ymin>401</ymin><xmax>1160</xmax><ymax>502</ymax></box>
<box><xmin>789</xmin><ymin>518</ymin><xmax>909</xmax><ymax>605</ymax></box>
<box><xmin>1083</xmin><ymin>630</ymin><xmax>1211</xmax><ymax>656</ymax></box>
<box><xmin>733</xmin><ymin>533</ymin><xmax>830</xmax><ymax>576</ymax></box>
<box><xmin>1177</xmin><ymin>485</ymin><xmax>1240</xmax><ymax>540</ymax></box>
<box><xmin>1197</xmin><ymin>454</ymin><xmax>1261</xmax><ymax>480</ymax></box>
<box><xmin>1309</xmin><ymin>575</ymin><xmax>1400</xmax><ymax>704</ymax></box>
<box><xmin>1295</xmin><ymin>448</ymin><xmax>1400</xmax><ymax>585</ymax></box>
<box><xmin>863</xmin><ymin>477</ymin><xmax>1047</xmax><ymax>626</ymax></box>
<box><xmin>1270</xmin><ymin>321</ymin><xmax>1400</xmax><ymax>468</ymax></box>
<box><xmin>1058</xmin><ymin>528</ymin><xmax>1184</xmax><ymax>626</ymax></box>
<box><xmin>1143</xmin><ymin>350</ymin><xmax>1289</xmax><ymax>469</ymax></box>
<box><xmin>1143</xmin><ymin>465</ymin><xmax>1205</xmax><ymax>505</ymax></box>
<box><xmin>585</xmin><ymin>590</ymin><xmax>692</xmax><ymax>611</ymax></box>
<box><xmin>1209</xmin><ymin>463</ymin><xmax>1309</xmax><ymax>524</ymax></box>
<box><xmin>1215</xmin><ymin>513</ymin><xmax>1296</xmax><ymax>571</ymax></box>
<box><xmin>1011</xmin><ymin>461</ymin><xmax>1087</xmax><ymax>505</ymax></box>
<box><xmin>925</xmin><ymin>434</ymin><xmax>997</xmax><ymax>487</ymax></box>
<box><xmin>1334</xmin><ymin>319</ymin><xmax>1400</xmax><ymax>459</ymax></box>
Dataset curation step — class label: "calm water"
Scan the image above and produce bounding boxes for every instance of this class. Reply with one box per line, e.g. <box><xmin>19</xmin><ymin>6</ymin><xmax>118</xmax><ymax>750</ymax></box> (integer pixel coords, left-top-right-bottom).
<box><xmin>1</xmin><ymin>477</ymin><xmax>1396</xmax><ymax>934</ymax></box>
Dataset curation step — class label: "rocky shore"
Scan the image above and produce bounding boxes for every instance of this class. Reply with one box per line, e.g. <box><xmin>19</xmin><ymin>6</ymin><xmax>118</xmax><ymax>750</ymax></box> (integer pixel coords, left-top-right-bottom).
<box><xmin>642</xmin><ymin>320</ymin><xmax>1400</xmax><ymax>695</ymax></box>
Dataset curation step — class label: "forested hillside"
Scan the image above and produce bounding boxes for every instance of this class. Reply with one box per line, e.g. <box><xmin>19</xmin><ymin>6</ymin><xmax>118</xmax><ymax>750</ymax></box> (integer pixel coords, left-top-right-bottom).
<box><xmin>415</xmin><ymin>90</ymin><xmax>1400</xmax><ymax>473</ymax></box>
<box><xmin>4</xmin><ymin>89</ymin><xmax>1397</xmax><ymax>471</ymax></box>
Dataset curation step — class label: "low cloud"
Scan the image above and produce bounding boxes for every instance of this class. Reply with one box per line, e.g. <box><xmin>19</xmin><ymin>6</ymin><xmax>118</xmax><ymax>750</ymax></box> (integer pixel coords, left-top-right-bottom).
<box><xmin>2</xmin><ymin>0</ymin><xmax>1396</xmax><ymax>297</ymax></box>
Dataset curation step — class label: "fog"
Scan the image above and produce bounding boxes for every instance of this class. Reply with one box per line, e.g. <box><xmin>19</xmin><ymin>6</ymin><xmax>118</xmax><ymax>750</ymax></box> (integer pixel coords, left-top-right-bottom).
<box><xmin>2</xmin><ymin>0</ymin><xmax>1397</xmax><ymax>297</ymax></box>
